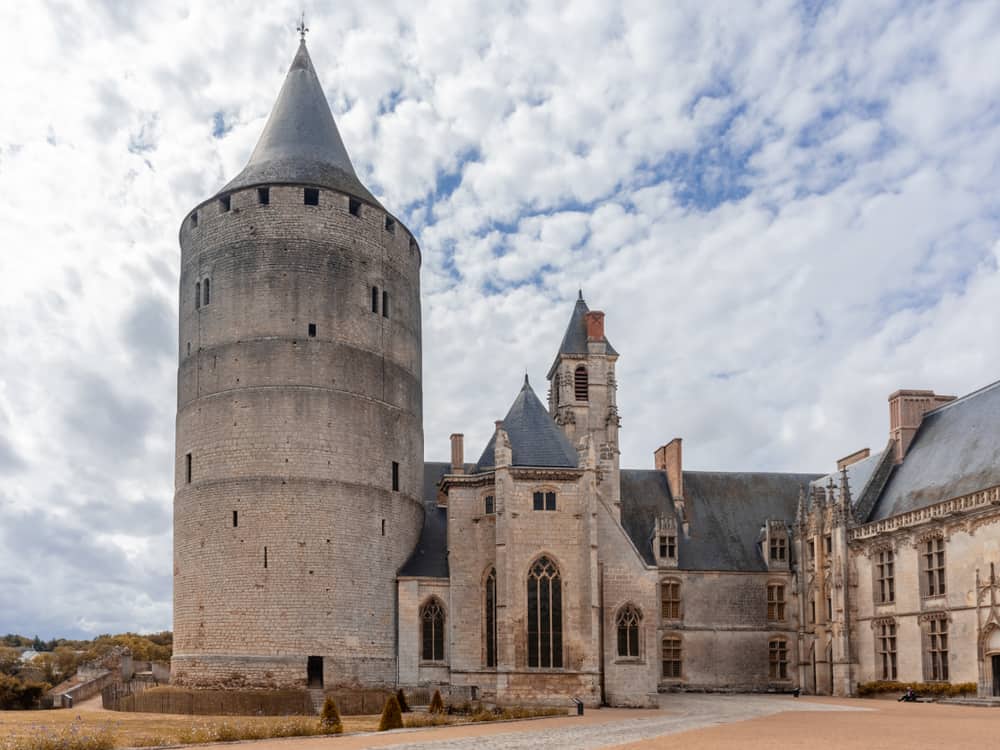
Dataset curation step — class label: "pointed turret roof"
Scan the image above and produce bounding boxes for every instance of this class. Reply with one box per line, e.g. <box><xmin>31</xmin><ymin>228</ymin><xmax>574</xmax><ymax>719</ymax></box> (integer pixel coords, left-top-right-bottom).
<box><xmin>220</xmin><ymin>40</ymin><xmax>381</xmax><ymax>207</ymax></box>
<box><xmin>547</xmin><ymin>291</ymin><xmax>617</xmax><ymax>377</ymax></box>
<box><xmin>476</xmin><ymin>376</ymin><xmax>579</xmax><ymax>471</ymax></box>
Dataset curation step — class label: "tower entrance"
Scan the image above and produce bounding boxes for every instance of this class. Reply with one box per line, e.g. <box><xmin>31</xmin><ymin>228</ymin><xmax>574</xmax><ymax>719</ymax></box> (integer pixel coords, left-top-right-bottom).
<box><xmin>993</xmin><ymin>655</ymin><xmax>1000</xmax><ymax>696</ymax></box>
<box><xmin>307</xmin><ymin>656</ymin><xmax>324</xmax><ymax>688</ymax></box>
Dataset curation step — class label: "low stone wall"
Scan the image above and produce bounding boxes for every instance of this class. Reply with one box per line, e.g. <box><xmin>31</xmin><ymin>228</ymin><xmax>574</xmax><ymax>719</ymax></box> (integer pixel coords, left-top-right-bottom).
<box><xmin>104</xmin><ymin>685</ymin><xmax>314</xmax><ymax>716</ymax></box>
<box><xmin>55</xmin><ymin>670</ymin><xmax>116</xmax><ymax>708</ymax></box>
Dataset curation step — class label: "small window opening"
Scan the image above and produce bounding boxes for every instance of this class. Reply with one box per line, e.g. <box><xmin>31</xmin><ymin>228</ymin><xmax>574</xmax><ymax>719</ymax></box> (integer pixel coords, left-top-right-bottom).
<box><xmin>574</xmin><ymin>366</ymin><xmax>589</xmax><ymax>401</ymax></box>
<box><xmin>195</xmin><ymin>282</ymin><xmax>201</xmax><ymax>310</ymax></box>
<box><xmin>409</xmin><ymin>238</ymin><xmax>417</xmax><ymax>253</ymax></box>
<box><xmin>304</xmin><ymin>188</ymin><xmax>319</xmax><ymax>206</ymax></box>
<box><xmin>308</xmin><ymin>323</ymin><xmax>316</xmax><ymax>337</ymax></box>
<box><xmin>371</xmin><ymin>286</ymin><xmax>379</xmax><ymax>313</ymax></box>
<box><xmin>257</xmin><ymin>187</ymin><xmax>270</xmax><ymax>205</ymax></box>
<box><xmin>382</xmin><ymin>290</ymin><xmax>389</xmax><ymax>319</ymax></box>
<box><xmin>392</xmin><ymin>461</ymin><xmax>400</xmax><ymax>491</ymax></box>
<box><xmin>185</xmin><ymin>452</ymin><xmax>192</xmax><ymax>483</ymax></box>
<box><xmin>532</xmin><ymin>491</ymin><xmax>556</xmax><ymax>511</ymax></box>
<box><xmin>219</xmin><ymin>195</ymin><xmax>230</xmax><ymax>213</ymax></box>
<box><xmin>484</xmin><ymin>495</ymin><xmax>495</xmax><ymax>515</ymax></box>
<box><xmin>232</xmin><ymin>510</ymin><xmax>238</xmax><ymax>528</ymax></box>
<box><xmin>659</xmin><ymin>534</ymin><xmax>676</xmax><ymax>559</ymax></box>
<box><xmin>381</xmin><ymin>519</ymin><xmax>386</xmax><ymax>536</ymax></box>
<box><xmin>187</xmin><ymin>341</ymin><xmax>191</xmax><ymax>356</ymax></box>
<box><xmin>348</xmin><ymin>197</ymin><xmax>361</xmax><ymax>216</ymax></box>
<box><xmin>385</xmin><ymin>216</ymin><xmax>396</xmax><ymax>233</ymax></box>
<box><xmin>191</xmin><ymin>211</ymin><xmax>199</xmax><ymax>228</ymax></box>
<box><xmin>203</xmin><ymin>278</ymin><xmax>210</xmax><ymax>306</ymax></box>
<box><xmin>264</xmin><ymin>546</ymin><xmax>268</xmax><ymax>568</ymax></box>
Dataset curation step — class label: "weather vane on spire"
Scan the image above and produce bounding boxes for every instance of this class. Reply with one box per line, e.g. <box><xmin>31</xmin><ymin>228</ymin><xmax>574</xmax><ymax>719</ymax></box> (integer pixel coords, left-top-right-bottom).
<box><xmin>297</xmin><ymin>11</ymin><xmax>309</xmax><ymax>41</ymax></box>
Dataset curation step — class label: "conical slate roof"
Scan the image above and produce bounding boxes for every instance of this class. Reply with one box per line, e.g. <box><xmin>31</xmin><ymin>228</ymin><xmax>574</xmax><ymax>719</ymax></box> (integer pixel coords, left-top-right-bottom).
<box><xmin>476</xmin><ymin>377</ymin><xmax>579</xmax><ymax>471</ymax></box>
<box><xmin>547</xmin><ymin>291</ymin><xmax>617</xmax><ymax>377</ymax></box>
<box><xmin>220</xmin><ymin>40</ymin><xmax>381</xmax><ymax>207</ymax></box>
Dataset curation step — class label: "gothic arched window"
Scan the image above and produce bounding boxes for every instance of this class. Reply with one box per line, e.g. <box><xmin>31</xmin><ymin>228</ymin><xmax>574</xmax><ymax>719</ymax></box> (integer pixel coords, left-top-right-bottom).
<box><xmin>574</xmin><ymin>366</ymin><xmax>589</xmax><ymax>402</ymax></box>
<box><xmin>527</xmin><ymin>556</ymin><xmax>562</xmax><ymax>668</ymax></box>
<box><xmin>420</xmin><ymin>598</ymin><xmax>445</xmax><ymax>662</ymax></box>
<box><xmin>616</xmin><ymin>604</ymin><xmax>642</xmax><ymax>658</ymax></box>
<box><xmin>485</xmin><ymin>568</ymin><xmax>497</xmax><ymax>667</ymax></box>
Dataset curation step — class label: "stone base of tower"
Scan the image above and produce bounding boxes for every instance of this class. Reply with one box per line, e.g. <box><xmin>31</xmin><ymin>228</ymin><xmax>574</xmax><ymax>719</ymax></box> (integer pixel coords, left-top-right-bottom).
<box><xmin>171</xmin><ymin>653</ymin><xmax>397</xmax><ymax>690</ymax></box>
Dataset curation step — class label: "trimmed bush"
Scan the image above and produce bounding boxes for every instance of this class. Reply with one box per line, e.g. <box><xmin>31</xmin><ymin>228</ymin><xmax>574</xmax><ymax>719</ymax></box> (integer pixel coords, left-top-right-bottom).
<box><xmin>429</xmin><ymin>688</ymin><xmax>445</xmax><ymax>714</ymax></box>
<box><xmin>856</xmin><ymin>680</ymin><xmax>977</xmax><ymax>697</ymax></box>
<box><xmin>320</xmin><ymin>696</ymin><xmax>343</xmax><ymax>734</ymax></box>
<box><xmin>378</xmin><ymin>694</ymin><xmax>404</xmax><ymax>731</ymax></box>
<box><xmin>396</xmin><ymin>687</ymin><xmax>411</xmax><ymax>713</ymax></box>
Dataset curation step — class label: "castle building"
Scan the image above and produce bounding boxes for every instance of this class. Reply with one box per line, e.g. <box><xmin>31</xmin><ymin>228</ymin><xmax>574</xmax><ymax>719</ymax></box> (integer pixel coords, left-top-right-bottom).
<box><xmin>173</xmin><ymin>39</ymin><xmax>1000</xmax><ymax>706</ymax></box>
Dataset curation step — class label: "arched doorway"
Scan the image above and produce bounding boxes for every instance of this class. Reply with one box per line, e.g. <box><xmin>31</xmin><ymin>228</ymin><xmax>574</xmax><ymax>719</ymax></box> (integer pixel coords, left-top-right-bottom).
<box><xmin>983</xmin><ymin>627</ymin><xmax>1000</xmax><ymax>697</ymax></box>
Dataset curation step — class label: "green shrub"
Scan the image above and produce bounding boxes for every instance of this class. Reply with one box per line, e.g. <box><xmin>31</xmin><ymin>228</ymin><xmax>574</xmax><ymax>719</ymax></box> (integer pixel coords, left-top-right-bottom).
<box><xmin>2</xmin><ymin>720</ymin><xmax>116</xmax><ymax>750</ymax></box>
<box><xmin>378</xmin><ymin>694</ymin><xmax>404</xmax><ymax>731</ymax></box>
<box><xmin>0</xmin><ymin>674</ymin><xmax>49</xmax><ymax>710</ymax></box>
<box><xmin>320</xmin><ymin>696</ymin><xmax>343</xmax><ymax>734</ymax></box>
<box><xmin>856</xmin><ymin>680</ymin><xmax>977</xmax><ymax>697</ymax></box>
<box><xmin>429</xmin><ymin>688</ymin><xmax>445</xmax><ymax>714</ymax></box>
<box><xmin>396</xmin><ymin>687</ymin><xmax>411</xmax><ymax>713</ymax></box>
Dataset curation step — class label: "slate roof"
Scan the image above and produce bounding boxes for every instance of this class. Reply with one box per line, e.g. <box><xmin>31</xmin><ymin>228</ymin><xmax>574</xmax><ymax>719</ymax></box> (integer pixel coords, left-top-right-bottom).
<box><xmin>621</xmin><ymin>469</ymin><xmax>821</xmax><ymax>570</ymax></box>
<box><xmin>809</xmin><ymin>449</ymin><xmax>886</xmax><ymax>509</ymax></box>
<box><xmin>397</xmin><ymin>461</ymin><xmax>450</xmax><ymax>578</ymax></box>
<box><xmin>218</xmin><ymin>40</ymin><xmax>382</xmax><ymax>208</ymax></box>
<box><xmin>476</xmin><ymin>378</ymin><xmax>579</xmax><ymax>471</ymax></box>
<box><xmin>547</xmin><ymin>293</ymin><xmax>618</xmax><ymax>377</ymax></box>
<box><xmin>869</xmin><ymin>379</ymin><xmax>1000</xmax><ymax>521</ymax></box>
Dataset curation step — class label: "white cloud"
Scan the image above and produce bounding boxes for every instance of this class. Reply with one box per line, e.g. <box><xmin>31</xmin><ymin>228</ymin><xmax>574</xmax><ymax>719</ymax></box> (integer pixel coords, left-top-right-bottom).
<box><xmin>0</xmin><ymin>0</ymin><xmax>998</xmax><ymax>637</ymax></box>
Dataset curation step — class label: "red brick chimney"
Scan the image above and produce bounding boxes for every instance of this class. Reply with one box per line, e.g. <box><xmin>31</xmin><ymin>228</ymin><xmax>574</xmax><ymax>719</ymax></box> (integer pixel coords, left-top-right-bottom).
<box><xmin>450</xmin><ymin>433</ymin><xmax>464</xmax><ymax>474</ymax></box>
<box><xmin>654</xmin><ymin>438</ymin><xmax>683</xmax><ymax>500</ymax></box>
<box><xmin>888</xmin><ymin>390</ymin><xmax>955</xmax><ymax>464</ymax></box>
<box><xmin>584</xmin><ymin>311</ymin><xmax>605</xmax><ymax>341</ymax></box>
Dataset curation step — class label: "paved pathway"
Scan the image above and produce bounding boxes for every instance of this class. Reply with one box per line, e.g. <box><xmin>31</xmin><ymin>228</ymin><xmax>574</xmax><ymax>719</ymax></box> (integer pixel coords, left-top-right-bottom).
<box><xmin>243</xmin><ymin>694</ymin><xmax>864</xmax><ymax>750</ymax></box>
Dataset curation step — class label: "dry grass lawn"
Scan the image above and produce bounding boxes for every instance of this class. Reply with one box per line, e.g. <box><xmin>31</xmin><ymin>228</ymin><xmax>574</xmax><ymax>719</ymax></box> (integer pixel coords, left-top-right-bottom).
<box><xmin>0</xmin><ymin>709</ymin><xmax>381</xmax><ymax>746</ymax></box>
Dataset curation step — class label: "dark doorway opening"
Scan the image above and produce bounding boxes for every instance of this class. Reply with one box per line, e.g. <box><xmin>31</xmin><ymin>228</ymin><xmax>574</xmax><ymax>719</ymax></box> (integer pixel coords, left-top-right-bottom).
<box><xmin>307</xmin><ymin>656</ymin><xmax>323</xmax><ymax>688</ymax></box>
<box><xmin>992</xmin><ymin>655</ymin><xmax>1000</xmax><ymax>697</ymax></box>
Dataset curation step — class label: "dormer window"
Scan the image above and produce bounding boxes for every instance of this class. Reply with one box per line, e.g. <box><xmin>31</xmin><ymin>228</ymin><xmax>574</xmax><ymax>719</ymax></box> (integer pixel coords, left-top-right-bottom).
<box><xmin>659</xmin><ymin>534</ymin><xmax>676</xmax><ymax>560</ymax></box>
<box><xmin>769</xmin><ymin>536</ymin><xmax>786</xmax><ymax>562</ymax></box>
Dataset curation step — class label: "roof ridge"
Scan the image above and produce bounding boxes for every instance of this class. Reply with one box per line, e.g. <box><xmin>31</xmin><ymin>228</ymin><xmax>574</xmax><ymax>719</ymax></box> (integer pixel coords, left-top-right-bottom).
<box><xmin>923</xmin><ymin>377</ymin><xmax>1000</xmax><ymax>417</ymax></box>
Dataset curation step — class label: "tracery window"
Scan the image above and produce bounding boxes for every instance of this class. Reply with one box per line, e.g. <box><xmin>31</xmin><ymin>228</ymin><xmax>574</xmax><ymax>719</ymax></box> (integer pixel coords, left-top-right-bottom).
<box><xmin>767</xmin><ymin>583</ymin><xmax>786</xmax><ymax>622</ymax></box>
<box><xmin>925</xmin><ymin>617</ymin><xmax>949</xmax><ymax>681</ymax></box>
<box><xmin>661</xmin><ymin>635</ymin><xmax>682</xmax><ymax>679</ymax></box>
<box><xmin>661</xmin><ymin>579</ymin><xmax>681</xmax><ymax>621</ymax></box>
<box><xmin>616</xmin><ymin>604</ymin><xmax>642</xmax><ymax>658</ymax></box>
<box><xmin>875</xmin><ymin>548</ymin><xmax>895</xmax><ymax>604</ymax></box>
<box><xmin>527</xmin><ymin>557</ymin><xmax>562</xmax><ymax>668</ymax></box>
<box><xmin>485</xmin><ymin>568</ymin><xmax>497</xmax><ymax>667</ymax></box>
<box><xmin>420</xmin><ymin>598</ymin><xmax>445</xmax><ymax>662</ymax></box>
<box><xmin>574</xmin><ymin>366</ymin><xmax>589</xmax><ymax>402</ymax></box>
<box><xmin>877</xmin><ymin>620</ymin><xmax>897</xmax><ymax>680</ymax></box>
<box><xmin>922</xmin><ymin>537</ymin><xmax>946</xmax><ymax>597</ymax></box>
<box><xmin>769</xmin><ymin>639</ymin><xmax>789</xmax><ymax>680</ymax></box>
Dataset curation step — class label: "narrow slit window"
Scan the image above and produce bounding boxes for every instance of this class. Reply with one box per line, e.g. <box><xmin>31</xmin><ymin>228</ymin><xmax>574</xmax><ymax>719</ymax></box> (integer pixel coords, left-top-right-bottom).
<box><xmin>191</xmin><ymin>211</ymin><xmax>199</xmax><ymax>228</ymax></box>
<box><xmin>186</xmin><ymin>341</ymin><xmax>191</xmax><ymax>356</ymax></box>
<box><xmin>232</xmin><ymin>510</ymin><xmax>238</xmax><ymax>528</ymax></box>
<box><xmin>195</xmin><ymin>282</ymin><xmax>201</xmax><ymax>310</ymax></box>
<box><xmin>371</xmin><ymin>286</ymin><xmax>379</xmax><ymax>314</ymax></box>
<box><xmin>392</xmin><ymin>461</ymin><xmax>400</xmax><ymax>491</ymax></box>
<box><xmin>385</xmin><ymin>216</ymin><xmax>396</xmax><ymax>233</ymax></box>
<box><xmin>264</xmin><ymin>546</ymin><xmax>268</xmax><ymax>569</ymax></box>
<box><xmin>185</xmin><ymin>452</ymin><xmax>192</xmax><ymax>483</ymax></box>
<box><xmin>348</xmin><ymin>197</ymin><xmax>361</xmax><ymax>216</ymax></box>
<box><xmin>308</xmin><ymin>323</ymin><xmax>316</xmax><ymax>338</ymax></box>
<box><xmin>381</xmin><ymin>519</ymin><xmax>386</xmax><ymax>537</ymax></box>
<box><xmin>304</xmin><ymin>188</ymin><xmax>319</xmax><ymax>206</ymax></box>
<box><xmin>382</xmin><ymin>290</ymin><xmax>389</xmax><ymax>319</ymax></box>
<box><xmin>203</xmin><ymin>278</ymin><xmax>210</xmax><ymax>306</ymax></box>
<box><xmin>257</xmin><ymin>187</ymin><xmax>270</xmax><ymax>205</ymax></box>
<box><xmin>219</xmin><ymin>195</ymin><xmax>230</xmax><ymax>213</ymax></box>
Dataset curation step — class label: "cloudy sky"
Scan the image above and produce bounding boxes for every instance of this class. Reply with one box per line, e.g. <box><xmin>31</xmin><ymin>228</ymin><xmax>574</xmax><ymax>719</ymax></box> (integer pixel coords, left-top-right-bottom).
<box><xmin>1</xmin><ymin>0</ymin><xmax>998</xmax><ymax>638</ymax></box>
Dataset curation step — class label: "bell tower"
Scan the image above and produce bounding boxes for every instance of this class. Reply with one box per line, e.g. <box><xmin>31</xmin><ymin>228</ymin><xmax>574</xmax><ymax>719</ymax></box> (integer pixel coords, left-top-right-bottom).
<box><xmin>547</xmin><ymin>292</ymin><xmax>621</xmax><ymax>510</ymax></box>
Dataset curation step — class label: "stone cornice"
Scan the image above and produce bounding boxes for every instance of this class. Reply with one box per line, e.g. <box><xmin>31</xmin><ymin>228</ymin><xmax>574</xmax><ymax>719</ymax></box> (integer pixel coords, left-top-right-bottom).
<box><xmin>850</xmin><ymin>484</ymin><xmax>1000</xmax><ymax>542</ymax></box>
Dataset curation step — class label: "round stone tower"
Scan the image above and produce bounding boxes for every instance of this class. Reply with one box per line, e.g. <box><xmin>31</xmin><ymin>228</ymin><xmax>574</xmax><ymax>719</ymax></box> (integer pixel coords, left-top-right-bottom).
<box><xmin>172</xmin><ymin>39</ymin><xmax>423</xmax><ymax>690</ymax></box>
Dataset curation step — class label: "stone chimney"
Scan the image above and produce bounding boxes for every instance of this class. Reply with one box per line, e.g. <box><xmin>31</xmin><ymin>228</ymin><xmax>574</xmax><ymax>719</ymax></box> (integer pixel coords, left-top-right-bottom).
<box><xmin>654</xmin><ymin>438</ymin><xmax>684</xmax><ymax>501</ymax></box>
<box><xmin>836</xmin><ymin>448</ymin><xmax>870</xmax><ymax>471</ymax></box>
<box><xmin>584</xmin><ymin>310</ymin><xmax>605</xmax><ymax>341</ymax></box>
<box><xmin>450</xmin><ymin>433</ymin><xmax>464</xmax><ymax>474</ymax></box>
<box><xmin>889</xmin><ymin>389</ymin><xmax>956</xmax><ymax>464</ymax></box>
